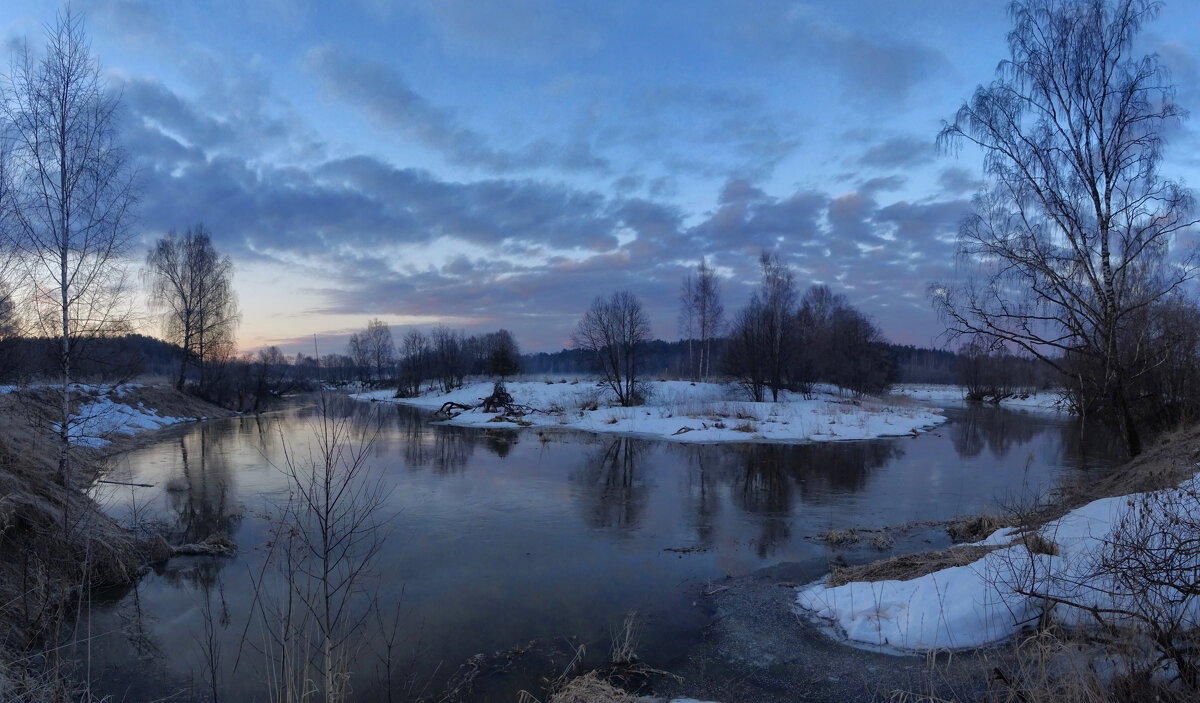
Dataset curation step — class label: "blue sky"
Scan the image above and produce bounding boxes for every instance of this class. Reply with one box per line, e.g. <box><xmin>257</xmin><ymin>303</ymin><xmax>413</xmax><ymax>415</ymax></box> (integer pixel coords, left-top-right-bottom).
<box><xmin>4</xmin><ymin>0</ymin><xmax>1200</xmax><ymax>354</ymax></box>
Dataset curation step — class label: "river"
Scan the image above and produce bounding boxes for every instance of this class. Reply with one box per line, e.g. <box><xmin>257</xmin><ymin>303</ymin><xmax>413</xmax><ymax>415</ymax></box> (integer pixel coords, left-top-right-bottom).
<box><xmin>79</xmin><ymin>394</ymin><xmax>1120</xmax><ymax>701</ymax></box>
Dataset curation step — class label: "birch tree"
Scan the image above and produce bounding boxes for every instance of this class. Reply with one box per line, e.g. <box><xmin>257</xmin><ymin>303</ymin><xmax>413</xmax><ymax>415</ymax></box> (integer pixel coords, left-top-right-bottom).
<box><xmin>935</xmin><ymin>0</ymin><xmax>1198</xmax><ymax>455</ymax></box>
<box><xmin>2</xmin><ymin>9</ymin><xmax>137</xmax><ymax>485</ymax></box>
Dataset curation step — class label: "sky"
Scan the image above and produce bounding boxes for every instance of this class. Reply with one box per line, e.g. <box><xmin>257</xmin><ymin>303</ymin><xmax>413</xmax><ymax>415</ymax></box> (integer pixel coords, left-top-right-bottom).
<box><xmin>3</xmin><ymin>0</ymin><xmax>1200</xmax><ymax>355</ymax></box>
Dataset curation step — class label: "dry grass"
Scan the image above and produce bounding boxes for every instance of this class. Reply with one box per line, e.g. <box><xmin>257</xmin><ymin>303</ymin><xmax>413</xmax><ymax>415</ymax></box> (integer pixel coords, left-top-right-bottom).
<box><xmin>821</xmin><ymin>529</ymin><xmax>860</xmax><ymax>546</ymax></box>
<box><xmin>545</xmin><ymin>672</ymin><xmax>634</xmax><ymax>703</ymax></box>
<box><xmin>947</xmin><ymin>514</ymin><xmax>1004</xmax><ymax>543</ymax></box>
<box><xmin>829</xmin><ymin>545</ymin><xmax>999</xmax><ymax>587</ymax></box>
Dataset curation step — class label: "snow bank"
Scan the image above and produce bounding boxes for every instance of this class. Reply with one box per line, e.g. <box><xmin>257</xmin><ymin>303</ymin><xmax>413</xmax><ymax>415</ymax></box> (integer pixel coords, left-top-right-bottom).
<box><xmin>796</xmin><ymin>477</ymin><xmax>1200</xmax><ymax>651</ymax></box>
<box><xmin>53</xmin><ymin>386</ymin><xmax>187</xmax><ymax>448</ymax></box>
<box><xmin>353</xmin><ymin>380</ymin><xmax>946</xmax><ymax>444</ymax></box>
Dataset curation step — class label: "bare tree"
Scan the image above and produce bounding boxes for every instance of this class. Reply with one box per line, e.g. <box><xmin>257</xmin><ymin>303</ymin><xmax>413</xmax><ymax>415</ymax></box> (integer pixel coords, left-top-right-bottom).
<box><xmin>2</xmin><ymin>9</ymin><xmax>137</xmax><ymax>485</ymax></box>
<box><xmin>572</xmin><ymin>291</ymin><xmax>651</xmax><ymax>407</ymax></box>
<box><xmin>794</xmin><ymin>284</ymin><xmax>843</xmax><ymax>393</ymax></box>
<box><xmin>365</xmin><ymin>319</ymin><xmax>394</xmax><ymax>383</ymax></box>
<box><xmin>679</xmin><ymin>259</ymin><xmax>725</xmax><ymax>382</ymax></box>
<box><xmin>678</xmin><ymin>272</ymin><xmax>697</xmax><ymax>380</ymax></box>
<box><xmin>395</xmin><ymin>329</ymin><xmax>429</xmax><ymax>398</ymax></box>
<box><xmin>723</xmin><ymin>299</ymin><xmax>770</xmax><ymax>401</ymax></box>
<box><xmin>144</xmin><ymin>224</ymin><xmax>239</xmax><ymax>391</ymax></box>
<box><xmin>430</xmin><ymin>324</ymin><xmax>464</xmax><ymax>393</ymax></box>
<box><xmin>934</xmin><ymin>0</ymin><xmax>1198</xmax><ymax>455</ymax></box>
<box><xmin>695</xmin><ymin>258</ymin><xmax>724</xmax><ymax>382</ymax></box>
<box><xmin>247</xmin><ymin>393</ymin><xmax>389</xmax><ymax>703</ymax></box>
<box><xmin>758</xmin><ymin>252</ymin><xmax>796</xmax><ymax>401</ymax></box>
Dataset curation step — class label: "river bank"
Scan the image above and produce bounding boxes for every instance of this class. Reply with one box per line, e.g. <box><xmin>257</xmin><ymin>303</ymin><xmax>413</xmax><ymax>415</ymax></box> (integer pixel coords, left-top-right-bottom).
<box><xmin>0</xmin><ymin>383</ymin><xmax>232</xmax><ymax>697</ymax></box>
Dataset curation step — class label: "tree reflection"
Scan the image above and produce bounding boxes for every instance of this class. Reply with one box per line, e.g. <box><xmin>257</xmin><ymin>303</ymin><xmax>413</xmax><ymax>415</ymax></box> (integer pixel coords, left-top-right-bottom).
<box><xmin>671</xmin><ymin>439</ymin><xmax>903</xmax><ymax>556</ymax></box>
<box><xmin>951</xmin><ymin>405</ymin><xmax>1038</xmax><ymax>459</ymax></box>
<box><xmin>432</xmin><ymin>425</ymin><xmax>474</xmax><ymax>474</ymax></box>
<box><xmin>482</xmin><ymin>428</ymin><xmax>520</xmax><ymax>458</ymax></box>
<box><xmin>680</xmin><ymin>447</ymin><xmax>720</xmax><ymax>550</ymax></box>
<box><xmin>789</xmin><ymin>441</ymin><xmax>902</xmax><ymax>502</ymax></box>
<box><xmin>572</xmin><ymin>438</ymin><xmax>646</xmax><ymax>532</ymax></box>
<box><xmin>164</xmin><ymin>425</ymin><xmax>240</xmax><ymax>544</ymax></box>
<box><xmin>734</xmin><ymin>445</ymin><xmax>794</xmax><ymax>557</ymax></box>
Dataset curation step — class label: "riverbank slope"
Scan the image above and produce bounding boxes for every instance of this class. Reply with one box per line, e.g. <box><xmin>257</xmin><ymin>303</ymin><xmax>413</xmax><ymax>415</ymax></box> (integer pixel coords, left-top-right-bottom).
<box><xmin>0</xmin><ymin>384</ymin><xmax>232</xmax><ymax>695</ymax></box>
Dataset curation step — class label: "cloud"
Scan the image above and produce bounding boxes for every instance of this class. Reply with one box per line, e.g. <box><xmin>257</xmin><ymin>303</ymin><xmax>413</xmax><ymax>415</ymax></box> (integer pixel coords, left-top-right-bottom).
<box><xmin>412</xmin><ymin>0</ymin><xmax>605</xmax><ymax>64</ymax></box>
<box><xmin>730</xmin><ymin>4</ymin><xmax>951</xmax><ymax>107</ymax></box>
<box><xmin>304</xmin><ymin>45</ymin><xmax>609</xmax><ymax>175</ymax></box>
<box><xmin>937</xmin><ymin>166</ymin><xmax>982</xmax><ymax>195</ymax></box>
<box><xmin>857</xmin><ymin>136</ymin><xmax>936</xmax><ymax>169</ymax></box>
<box><xmin>604</xmin><ymin>83</ymin><xmax>802</xmax><ymax>186</ymax></box>
<box><xmin>115</xmin><ymin>60</ymin><xmax>964</xmax><ymax>351</ymax></box>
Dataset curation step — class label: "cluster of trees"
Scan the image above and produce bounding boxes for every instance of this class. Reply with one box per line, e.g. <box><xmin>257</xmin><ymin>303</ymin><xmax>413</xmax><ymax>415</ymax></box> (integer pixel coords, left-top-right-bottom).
<box><xmin>955</xmin><ymin>338</ymin><xmax>1055</xmax><ymax>402</ymax></box>
<box><xmin>336</xmin><ymin>319</ymin><xmax>521</xmax><ymax>396</ymax></box>
<box><xmin>724</xmin><ymin>253</ymin><xmax>896</xmax><ymax>401</ymax></box>
<box><xmin>566</xmin><ymin>255</ymin><xmax>899</xmax><ymax>407</ymax></box>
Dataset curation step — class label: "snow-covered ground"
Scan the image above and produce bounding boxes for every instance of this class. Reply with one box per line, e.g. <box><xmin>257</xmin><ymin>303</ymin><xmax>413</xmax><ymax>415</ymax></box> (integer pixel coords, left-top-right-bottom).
<box><xmin>796</xmin><ymin>473</ymin><xmax>1200</xmax><ymax>651</ymax></box>
<box><xmin>53</xmin><ymin>385</ymin><xmax>189</xmax><ymax>448</ymax></box>
<box><xmin>891</xmin><ymin>384</ymin><xmax>1067</xmax><ymax>413</ymax></box>
<box><xmin>353</xmin><ymin>380</ymin><xmax>947</xmax><ymax>444</ymax></box>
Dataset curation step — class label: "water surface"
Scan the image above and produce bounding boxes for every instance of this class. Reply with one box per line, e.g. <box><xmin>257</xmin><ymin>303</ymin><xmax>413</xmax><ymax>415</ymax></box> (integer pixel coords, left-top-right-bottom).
<box><xmin>81</xmin><ymin>396</ymin><xmax>1119</xmax><ymax>701</ymax></box>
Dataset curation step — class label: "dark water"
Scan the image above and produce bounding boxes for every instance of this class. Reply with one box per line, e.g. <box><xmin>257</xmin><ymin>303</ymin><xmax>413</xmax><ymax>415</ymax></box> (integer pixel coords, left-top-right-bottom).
<box><xmin>80</xmin><ymin>396</ymin><xmax>1120</xmax><ymax>701</ymax></box>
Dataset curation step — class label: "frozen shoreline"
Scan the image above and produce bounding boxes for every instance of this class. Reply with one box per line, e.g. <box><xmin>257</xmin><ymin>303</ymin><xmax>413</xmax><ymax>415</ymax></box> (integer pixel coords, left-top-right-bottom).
<box><xmin>795</xmin><ymin>469</ymin><xmax>1200</xmax><ymax>653</ymax></box>
<box><xmin>352</xmin><ymin>379</ymin><xmax>951</xmax><ymax>444</ymax></box>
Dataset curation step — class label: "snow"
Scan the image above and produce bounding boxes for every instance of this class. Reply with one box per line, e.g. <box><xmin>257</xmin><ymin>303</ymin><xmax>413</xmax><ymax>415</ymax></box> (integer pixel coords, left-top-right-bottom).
<box><xmin>795</xmin><ymin>475</ymin><xmax>1200</xmax><ymax>651</ymax></box>
<box><xmin>352</xmin><ymin>380</ymin><xmax>948</xmax><ymax>444</ymax></box>
<box><xmin>53</xmin><ymin>385</ymin><xmax>187</xmax><ymax>448</ymax></box>
<box><xmin>891</xmin><ymin>384</ymin><xmax>1066</xmax><ymax>413</ymax></box>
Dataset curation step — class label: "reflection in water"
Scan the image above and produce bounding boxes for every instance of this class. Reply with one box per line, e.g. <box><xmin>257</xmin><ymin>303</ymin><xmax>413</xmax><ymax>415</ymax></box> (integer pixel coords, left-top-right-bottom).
<box><xmin>571</xmin><ymin>437</ymin><xmax>647</xmax><ymax>532</ymax></box>
<box><xmin>483</xmin><ymin>428</ymin><xmax>520</xmax><ymax>458</ymax></box>
<box><xmin>681</xmin><ymin>448</ymin><xmax>720</xmax><ymax>551</ymax></box>
<box><xmin>734</xmin><ymin>445</ymin><xmax>795</xmax><ymax>557</ymax></box>
<box><xmin>952</xmin><ymin>403</ymin><xmax>1038</xmax><ymax>459</ymax></box>
<box><xmin>164</xmin><ymin>426</ymin><xmax>239</xmax><ymax>543</ymax></box>
<box><xmin>392</xmin><ymin>406</ymin><xmax>476</xmax><ymax>473</ymax></box>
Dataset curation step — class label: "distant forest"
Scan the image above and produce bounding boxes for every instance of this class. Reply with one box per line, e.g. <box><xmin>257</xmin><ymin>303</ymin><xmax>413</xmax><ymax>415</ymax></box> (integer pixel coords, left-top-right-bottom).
<box><xmin>523</xmin><ymin>340</ymin><xmax>970</xmax><ymax>386</ymax></box>
<box><xmin>0</xmin><ymin>332</ymin><xmax>997</xmax><ymax>387</ymax></box>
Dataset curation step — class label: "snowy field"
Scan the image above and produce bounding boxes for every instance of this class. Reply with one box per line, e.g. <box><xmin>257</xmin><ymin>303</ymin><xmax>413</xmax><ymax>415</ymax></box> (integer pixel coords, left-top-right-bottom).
<box><xmin>353</xmin><ymin>379</ymin><xmax>947</xmax><ymax>444</ymax></box>
<box><xmin>796</xmin><ymin>473</ymin><xmax>1200</xmax><ymax>651</ymax></box>
<box><xmin>53</xmin><ymin>384</ymin><xmax>189</xmax><ymax>448</ymax></box>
